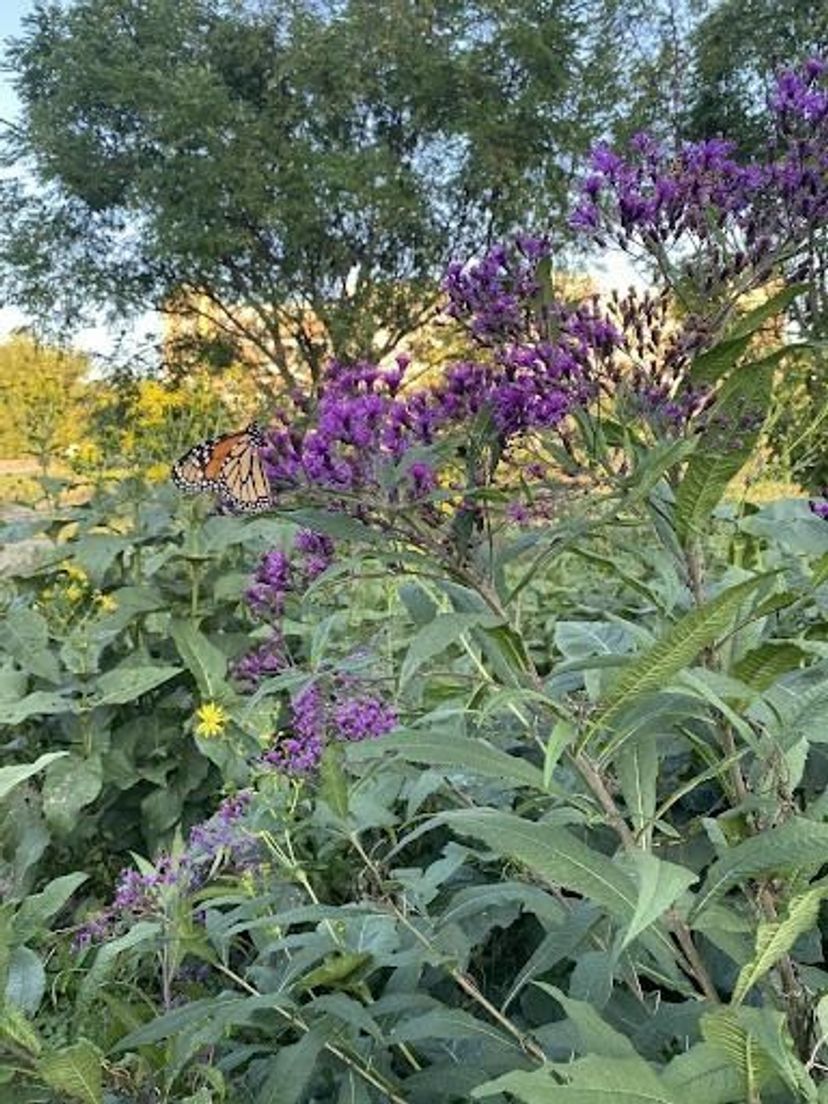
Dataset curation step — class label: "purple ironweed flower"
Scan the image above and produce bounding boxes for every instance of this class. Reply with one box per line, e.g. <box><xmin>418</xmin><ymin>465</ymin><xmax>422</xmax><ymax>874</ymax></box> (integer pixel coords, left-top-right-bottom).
<box><xmin>506</xmin><ymin>501</ymin><xmax>531</xmax><ymax>525</ymax></box>
<box><xmin>333</xmin><ymin>695</ymin><xmax>397</xmax><ymax>742</ymax></box>
<box><xmin>809</xmin><ymin>499</ymin><xmax>828</xmax><ymax>521</ymax></box>
<box><xmin>294</xmin><ymin>528</ymin><xmax>335</xmax><ymax>579</ymax></box>
<box><xmin>113</xmin><ymin>867</ymin><xmax>157</xmax><ymax>912</ymax></box>
<box><xmin>231</xmin><ymin>633</ymin><xmax>287</xmax><ymax>689</ymax></box>
<box><xmin>72</xmin><ymin>913</ymin><xmax>110</xmax><ymax>952</ymax></box>
<box><xmin>246</xmin><ymin>550</ymin><xmax>292</xmax><ymax>617</ymax></box>
<box><xmin>260</xmin><ymin>682</ymin><xmax>397</xmax><ymax>775</ymax></box>
<box><xmin>261</xmin><ymin>683</ymin><xmax>326</xmax><ymax>775</ymax></box>
<box><xmin>188</xmin><ymin>790</ymin><xmax>258</xmax><ymax>867</ymax></box>
<box><xmin>571</xmin><ymin>58</ymin><xmax>828</xmax><ymax>306</ymax></box>
<box><xmin>73</xmin><ymin>792</ymin><xmax>259</xmax><ymax>952</ymax></box>
<box><xmin>408</xmin><ymin>461</ymin><xmax>437</xmax><ymax>498</ymax></box>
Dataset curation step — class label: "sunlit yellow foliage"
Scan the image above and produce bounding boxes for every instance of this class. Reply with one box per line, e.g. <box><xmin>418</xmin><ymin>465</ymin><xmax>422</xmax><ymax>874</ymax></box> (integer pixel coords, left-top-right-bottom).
<box><xmin>0</xmin><ymin>334</ymin><xmax>91</xmax><ymax>466</ymax></box>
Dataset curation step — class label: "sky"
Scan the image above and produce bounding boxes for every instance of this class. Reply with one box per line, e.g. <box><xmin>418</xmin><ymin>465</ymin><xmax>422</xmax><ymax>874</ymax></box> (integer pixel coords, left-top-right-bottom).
<box><xmin>0</xmin><ymin>0</ymin><xmax>161</xmax><ymax>360</ymax></box>
<box><xmin>0</xmin><ymin>0</ymin><xmax>640</xmax><ymax>363</ymax></box>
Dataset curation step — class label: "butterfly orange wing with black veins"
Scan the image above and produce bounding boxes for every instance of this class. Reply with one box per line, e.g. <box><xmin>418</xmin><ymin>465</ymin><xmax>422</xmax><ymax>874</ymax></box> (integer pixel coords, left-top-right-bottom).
<box><xmin>172</xmin><ymin>424</ymin><xmax>272</xmax><ymax>513</ymax></box>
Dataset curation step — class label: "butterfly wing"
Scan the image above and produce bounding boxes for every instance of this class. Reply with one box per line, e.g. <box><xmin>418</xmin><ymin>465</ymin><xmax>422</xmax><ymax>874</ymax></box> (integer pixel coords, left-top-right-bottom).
<box><xmin>172</xmin><ymin>434</ymin><xmax>228</xmax><ymax>493</ymax></box>
<box><xmin>172</xmin><ymin>425</ymin><xmax>271</xmax><ymax>513</ymax></box>
<box><xmin>217</xmin><ymin>434</ymin><xmax>273</xmax><ymax>512</ymax></box>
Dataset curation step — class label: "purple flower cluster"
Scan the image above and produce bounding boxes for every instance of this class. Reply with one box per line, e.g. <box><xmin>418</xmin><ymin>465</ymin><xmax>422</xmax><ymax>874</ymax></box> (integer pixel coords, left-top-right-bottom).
<box><xmin>809</xmin><ymin>499</ymin><xmax>828</xmax><ymax>521</ymax></box>
<box><xmin>233</xmin><ymin>529</ymin><xmax>336</xmax><ymax>689</ymax></box>
<box><xmin>231</xmin><ymin>633</ymin><xmax>287</xmax><ymax>688</ymax></box>
<box><xmin>257</xmin><ymin>276</ymin><xmax>624</xmax><ymax>509</ymax></box>
<box><xmin>261</xmin><ymin>683</ymin><xmax>398</xmax><ymax>776</ymax></box>
<box><xmin>444</xmin><ymin>234</ymin><xmax>550</xmax><ymax>342</ymax></box>
<box><xmin>246</xmin><ymin>530</ymin><xmax>335</xmax><ymax>614</ymax></box>
<box><xmin>261</xmin><ymin>683</ymin><xmax>326</xmax><ymax>774</ymax></box>
<box><xmin>245</xmin><ymin>549</ymin><xmax>292</xmax><ymax>618</ymax></box>
<box><xmin>443</xmin><ymin>240</ymin><xmax>620</xmax><ymax>436</ymax></box>
<box><xmin>73</xmin><ymin>791</ymin><xmax>256</xmax><ymax>950</ymax></box>
<box><xmin>334</xmin><ymin>695</ymin><xmax>398</xmax><ymax>742</ymax></box>
<box><xmin>294</xmin><ymin>528</ymin><xmax>335</xmax><ymax>579</ymax></box>
<box><xmin>572</xmin><ymin>58</ymin><xmax>828</xmax><ymax>300</ymax></box>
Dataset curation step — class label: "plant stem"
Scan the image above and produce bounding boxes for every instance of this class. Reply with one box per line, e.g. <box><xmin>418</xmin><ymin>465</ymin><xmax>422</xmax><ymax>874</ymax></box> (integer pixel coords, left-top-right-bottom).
<box><xmin>572</xmin><ymin>751</ymin><xmax>719</xmax><ymax>1003</ymax></box>
<box><xmin>211</xmin><ymin>961</ymin><xmax>411</xmax><ymax>1104</ymax></box>
<box><xmin>348</xmin><ymin>832</ymin><xmax>548</xmax><ymax>1064</ymax></box>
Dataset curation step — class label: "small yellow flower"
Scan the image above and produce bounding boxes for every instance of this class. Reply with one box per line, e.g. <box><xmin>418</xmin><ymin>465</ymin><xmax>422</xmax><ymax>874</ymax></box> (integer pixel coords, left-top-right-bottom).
<box><xmin>71</xmin><ymin>441</ymin><xmax>103</xmax><ymax>467</ymax></box>
<box><xmin>95</xmin><ymin>592</ymin><xmax>119</xmax><ymax>613</ymax></box>
<box><xmin>195</xmin><ymin>701</ymin><xmax>229</xmax><ymax>739</ymax></box>
<box><xmin>62</xmin><ymin>561</ymin><xmax>88</xmax><ymax>584</ymax></box>
<box><xmin>144</xmin><ymin>461</ymin><xmax>170</xmax><ymax>484</ymax></box>
<box><xmin>65</xmin><ymin>583</ymin><xmax>85</xmax><ymax>604</ymax></box>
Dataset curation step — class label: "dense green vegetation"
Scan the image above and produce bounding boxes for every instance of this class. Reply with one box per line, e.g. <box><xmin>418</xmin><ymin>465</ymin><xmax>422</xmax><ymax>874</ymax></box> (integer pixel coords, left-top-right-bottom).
<box><xmin>1</xmin><ymin>4</ymin><xmax>828</xmax><ymax>1104</ymax></box>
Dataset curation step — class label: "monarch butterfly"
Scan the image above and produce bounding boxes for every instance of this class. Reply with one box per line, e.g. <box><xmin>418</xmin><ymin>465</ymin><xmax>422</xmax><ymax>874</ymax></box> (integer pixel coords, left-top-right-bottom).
<box><xmin>172</xmin><ymin>423</ymin><xmax>272</xmax><ymax>513</ymax></box>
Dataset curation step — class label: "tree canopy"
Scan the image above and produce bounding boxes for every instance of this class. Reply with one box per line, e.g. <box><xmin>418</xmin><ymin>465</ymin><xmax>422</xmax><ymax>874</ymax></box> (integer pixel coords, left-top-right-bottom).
<box><xmin>0</xmin><ymin>0</ymin><xmax>628</xmax><ymax>388</ymax></box>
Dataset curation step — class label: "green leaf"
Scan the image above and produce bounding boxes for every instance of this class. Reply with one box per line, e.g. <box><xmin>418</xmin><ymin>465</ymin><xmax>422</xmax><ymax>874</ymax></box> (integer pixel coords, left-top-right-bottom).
<box><xmin>95</xmin><ymin>663</ymin><xmax>181</xmax><ymax>705</ymax></box>
<box><xmin>689</xmin><ymin>333</ymin><xmax>752</xmax><ymax>386</ymax></box>
<box><xmin>255</xmin><ymin>1026</ymin><xmax>331</xmax><ymax>1104</ymax></box>
<box><xmin>616</xmin><ymin>735</ymin><xmax>657</xmax><ymax>841</ymax></box>
<box><xmin>474</xmin><ymin>1055</ymin><xmax>683</xmax><ymax>1103</ymax></box>
<box><xmin>732</xmin><ymin>883</ymin><xmax>828</xmax><ymax>1005</ymax></box>
<box><xmin>727</xmin><ymin>283</ymin><xmax>808</xmax><ymax>340</ymax></box>
<box><xmin>3</xmin><ymin>691</ymin><xmax>74</xmax><ymax>724</ymax></box>
<box><xmin>5</xmin><ymin>608</ymin><xmax>60</xmax><ymax>684</ymax></box>
<box><xmin>675</xmin><ymin>354</ymin><xmax>777</xmax><ymax>543</ymax></box>
<box><xmin>36</xmin><ymin>1039</ymin><xmax>102</xmax><ymax>1104</ymax></box>
<box><xmin>4</xmin><ymin>948</ymin><xmax>45</xmax><ymax>1016</ymax></box>
<box><xmin>619</xmin><ymin>852</ymin><xmax>697</xmax><ymax>951</ymax></box>
<box><xmin>663</xmin><ymin>1042</ymin><xmax>745</xmax><ymax>1104</ymax></box>
<box><xmin>0</xmin><ymin>752</ymin><xmax>67</xmax><ymax>803</ymax></box>
<box><xmin>349</xmin><ymin>730</ymin><xmax>545</xmax><ymax>791</ymax></box>
<box><xmin>532</xmin><ymin>984</ymin><xmax>637</xmax><ymax>1059</ymax></box>
<box><xmin>692</xmin><ymin>818</ymin><xmax>828</xmax><ymax>920</ymax></box>
<box><xmin>42</xmin><ymin>755</ymin><xmax>102</xmax><ymax>836</ymax></box>
<box><xmin>544</xmin><ymin>720</ymin><xmax>574</xmax><ymax>790</ymax></box>
<box><xmin>297</xmin><ymin>951</ymin><xmax>372</xmax><ymax>992</ymax></box>
<box><xmin>0</xmin><ymin>1002</ymin><xmax>41</xmax><ymax>1056</ymax></box>
<box><xmin>170</xmin><ymin>621</ymin><xmax>227</xmax><ymax>698</ymax></box>
<box><xmin>581</xmin><ymin>575</ymin><xmax>767</xmax><ymax>752</ymax></box>
<box><xmin>732</xmin><ymin>642</ymin><xmax>807</xmax><ymax>690</ymax></box>
<box><xmin>13</xmin><ymin>873</ymin><xmax>88</xmax><ymax>938</ymax></box>
<box><xmin>390</xmin><ymin>1008</ymin><xmax>517</xmax><ymax>1050</ymax></box>
<box><xmin>729</xmin><ymin>1007</ymin><xmax>817</xmax><ymax>1101</ymax></box>
<box><xmin>319</xmin><ymin>743</ymin><xmax>349</xmax><ymax>819</ymax></box>
<box><xmin>78</xmin><ymin>922</ymin><xmax>161</xmax><ymax>1010</ymax></box>
<box><xmin>399</xmin><ymin>612</ymin><xmax>502</xmax><ymax>687</ymax></box>
<box><xmin>287</xmin><ymin>509</ymin><xmax>383</xmax><ymax>543</ymax></box>
<box><xmin>442</xmin><ymin>809</ymin><xmax>638</xmax><ymax>922</ymax></box>
<box><xmin>700</xmin><ymin>1008</ymin><xmax>795</xmax><ymax>1101</ymax></box>
<box><xmin>115</xmin><ymin>992</ymin><xmax>289</xmax><ymax>1050</ymax></box>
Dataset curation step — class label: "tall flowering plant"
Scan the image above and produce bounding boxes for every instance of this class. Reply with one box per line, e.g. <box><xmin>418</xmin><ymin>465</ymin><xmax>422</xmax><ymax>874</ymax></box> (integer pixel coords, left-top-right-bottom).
<box><xmin>50</xmin><ymin>60</ymin><xmax>828</xmax><ymax>1104</ymax></box>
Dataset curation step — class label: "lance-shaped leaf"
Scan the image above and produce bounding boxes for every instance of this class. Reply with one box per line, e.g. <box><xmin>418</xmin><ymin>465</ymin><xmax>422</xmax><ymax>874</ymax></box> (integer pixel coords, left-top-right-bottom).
<box><xmin>732</xmin><ymin>883</ymin><xmax>828</xmax><ymax>1005</ymax></box>
<box><xmin>691</xmin><ymin>818</ymin><xmax>828</xmax><ymax>920</ymax></box>
<box><xmin>441</xmin><ymin>809</ymin><xmax>638</xmax><ymax>922</ymax></box>
<box><xmin>675</xmin><ymin>351</ymin><xmax>779</xmax><ymax>544</ymax></box>
<box><xmin>580</xmin><ymin>575</ymin><xmax>768</xmax><ymax>752</ymax></box>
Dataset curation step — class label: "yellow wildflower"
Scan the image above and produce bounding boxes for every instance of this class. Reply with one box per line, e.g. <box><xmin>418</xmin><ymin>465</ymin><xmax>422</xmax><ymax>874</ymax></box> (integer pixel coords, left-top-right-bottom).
<box><xmin>144</xmin><ymin>461</ymin><xmax>170</xmax><ymax>484</ymax></box>
<box><xmin>95</xmin><ymin>592</ymin><xmax>119</xmax><ymax>613</ymax></box>
<box><xmin>65</xmin><ymin>583</ymin><xmax>85</xmax><ymax>604</ymax></box>
<box><xmin>136</xmin><ymin>380</ymin><xmax>183</xmax><ymax>427</ymax></box>
<box><xmin>67</xmin><ymin>441</ymin><xmax>103</xmax><ymax>469</ymax></box>
<box><xmin>195</xmin><ymin>701</ymin><xmax>229</xmax><ymax>739</ymax></box>
<box><xmin>62</xmin><ymin>561</ymin><xmax>88</xmax><ymax>584</ymax></box>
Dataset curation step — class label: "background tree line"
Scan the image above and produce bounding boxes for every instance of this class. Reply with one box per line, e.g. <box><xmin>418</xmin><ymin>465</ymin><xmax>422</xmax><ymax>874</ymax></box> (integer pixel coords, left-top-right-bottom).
<box><xmin>0</xmin><ymin>0</ymin><xmax>826</xmax><ymax>481</ymax></box>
